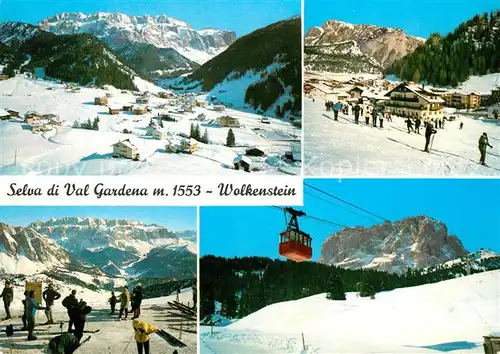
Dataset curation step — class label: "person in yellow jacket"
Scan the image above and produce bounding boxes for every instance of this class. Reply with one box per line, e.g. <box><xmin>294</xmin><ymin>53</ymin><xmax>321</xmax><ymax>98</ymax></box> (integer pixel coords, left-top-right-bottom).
<box><xmin>133</xmin><ymin>319</ymin><xmax>157</xmax><ymax>354</ymax></box>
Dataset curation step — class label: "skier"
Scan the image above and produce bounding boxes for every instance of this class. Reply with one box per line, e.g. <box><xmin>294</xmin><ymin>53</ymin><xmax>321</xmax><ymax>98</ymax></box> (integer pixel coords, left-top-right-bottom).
<box><xmin>26</xmin><ymin>290</ymin><xmax>46</xmax><ymax>341</ymax></box>
<box><xmin>20</xmin><ymin>290</ymin><xmax>29</xmax><ymax>331</ymax></box>
<box><xmin>459</xmin><ymin>122</ymin><xmax>464</xmax><ymax>130</ymax></box>
<box><xmin>0</xmin><ymin>280</ymin><xmax>13</xmax><ymax>320</ymax></box>
<box><xmin>494</xmin><ymin>109</ymin><xmax>499</xmax><ymax>120</ymax></box>
<box><xmin>62</xmin><ymin>290</ymin><xmax>79</xmax><ymax>333</ymax></box>
<box><xmin>371</xmin><ymin>105</ymin><xmax>377</xmax><ymax>127</ymax></box>
<box><xmin>70</xmin><ymin>300</ymin><xmax>92</xmax><ymax>340</ymax></box>
<box><xmin>47</xmin><ymin>332</ymin><xmax>81</xmax><ymax>354</ymax></box>
<box><xmin>424</xmin><ymin>122</ymin><xmax>437</xmax><ymax>153</ymax></box>
<box><xmin>353</xmin><ymin>102</ymin><xmax>361</xmax><ymax>124</ymax></box>
<box><xmin>405</xmin><ymin>118</ymin><xmax>414</xmax><ymax>133</ymax></box>
<box><xmin>109</xmin><ymin>291</ymin><xmax>117</xmax><ymax>315</ymax></box>
<box><xmin>478</xmin><ymin>132</ymin><xmax>493</xmax><ymax>165</ymax></box>
<box><xmin>43</xmin><ymin>283</ymin><xmax>61</xmax><ymax>325</ymax></box>
<box><xmin>119</xmin><ymin>286</ymin><xmax>130</xmax><ymax>320</ymax></box>
<box><xmin>176</xmin><ymin>288</ymin><xmax>181</xmax><ymax>302</ymax></box>
<box><xmin>133</xmin><ymin>319</ymin><xmax>158</xmax><ymax>354</ymax></box>
<box><xmin>415</xmin><ymin>117</ymin><xmax>421</xmax><ymax>134</ymax></box>
<box><xmin>192</xmin><ymin>285</ymin><xmax>197</xmax><ymax>308</ymax></box>
<box><xmin>364</xmin><ymin>104</ymin><xmax>371</xmax><ymax>125</ymax></box>
<box><xmin>131</xmin><ymin>285</ymin><xmax>143</xmax><ymax>320</ymax></box>
<box><xmin>333</xmin><ymin>101</ymin><xmax>342</xmax><ymax>121</ymax></box>
<box><xmin>379</xmin><ymin>112</ymin><xmax>384</xmax><ymax>128</ymax></box>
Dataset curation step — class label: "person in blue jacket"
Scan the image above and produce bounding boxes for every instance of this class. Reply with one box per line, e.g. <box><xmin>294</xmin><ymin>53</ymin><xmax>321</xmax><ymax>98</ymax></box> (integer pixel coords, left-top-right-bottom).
<box><xmin>333</xmin><ymin>101</ymin><xmax>342</xmax><ymax>121</ymax></box>
<box><xmin>26</xmin><ymin>290</ymin><xmax>46</xmax><ymax>341</ymax></box>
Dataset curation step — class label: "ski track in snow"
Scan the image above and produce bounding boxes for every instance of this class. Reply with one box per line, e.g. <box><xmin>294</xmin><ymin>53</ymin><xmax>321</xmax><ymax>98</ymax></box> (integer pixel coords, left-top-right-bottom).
<box><xmin>304</xmin><ymin>97</ymin><xmax>500</xmax><ymax>176</ymax></box>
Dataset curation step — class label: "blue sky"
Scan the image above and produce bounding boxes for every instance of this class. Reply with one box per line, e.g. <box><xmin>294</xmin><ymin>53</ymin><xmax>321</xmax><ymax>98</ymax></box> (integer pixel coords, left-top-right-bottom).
<box><xmin>0</xmin><ymin>206</ymin><xmax>197</xmax><ymax>231</ymax></box>
<box><xmin>0</xmin><ymin>0</ymin><xmax>300</xmax><ymax>36</ymax></box>
<box><xmin>201</xmin><ymin>179</ymin><xmax>500</xmax><ymax>260</ymax></box>
<box><xmin>305</xmin><ymin>0</ymin><xmax>499</xmax><ymax>38</ymax></box>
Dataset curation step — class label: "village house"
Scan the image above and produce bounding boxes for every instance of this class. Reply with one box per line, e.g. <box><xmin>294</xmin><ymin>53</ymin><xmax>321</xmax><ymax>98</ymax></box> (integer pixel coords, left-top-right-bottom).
<box><xmin>0</xmin><ymin>109</ymin><xmax>11</xmax><ymax>120</ymax></box>
<box><xmin>152</xmin><ymin>127</ymin><xmax>171</xmax><ymax>140</ymax></box>
<box><xmin>217</xmin><ymin>115</ymin><xmax>240</xmax><ymax>128</ymax></box>
<box><xmin>24</xmin><ymin>111</ymin><xmax>42</xmax><ymax>125</ymax></box>
<box><xmin>348</xmin><ymin>87</ymin><xmax>365</xmax><ymax>99</ymax></box>
<box><xmin>136</xmin><ymin>97</ymin><xmax>149</xmax><ymax>104</ymax></box>
<box><xmin>213</xmin><ymin>105</ymin><xmax>225</xmax><ymax>112</ymax></box>
<box><xmin>145</xmin><ymin>124</ymin><xmax>157</xmax><ymax>136</ymax></box>
<box><xmin>108</xmin><ymin>106</ymin><xmax>121</xmax><ymax>115</ymax></box>
<box><xmin>31</xmin><ymin>120</ymin><xmax>52</xmax><ymax>133</ymax></box>
<box><xmin>488</xmin><ymin>104</ymin><xmax>500</xmax><ymax>119</ymax></box>
<box><xmin>490</xmin><ymin>87</ymin><xmax>500</xmax><ymax>104</ymax></box>
<box><xmin>94</xmin><ymin>96</ymin><xmax>108</xmax><ymax>106</ymax></box>
<box><xmin>194</xmin><ymin>99</ymin><xmax>206</xmax><ymax>107</ymax></box>
<box><xmin>123</xmin><ymin>105</ymin><xmax>134</xmax><ymax>112</ymax></box>
<box><xmin>111</xmin><ymin>139</ymin><xmax>139</xmax><ymax>160</ymax></box>
<box><xmin>446</xmin><ymin>92</ymin><xmax>481</xmax><ymax>109</ymax></box>
<box><xmin>166</xmin><ymin>138</ymin><xmax>198</xmax><ymax>154</ymax></box>
<box><xmin>133</xmin><ymin>106</ymin><xmax>148</xmax><ymax>115</ymax></box>
<box><xmin>158</xmin><ymin>91</ymin><xmax>174</xmax><ymax>99</ymax></box>
<box><xmin>41</xmin><ymin>114</ymin><xmax>64</xmax><ymax>126</ymax></box>
<box><xmin>383</xmin><ymin>83</ymin><xmax>445</xmax><ymax>121</ymax></box>
<box><xmin>233</xmin><ymin>155</ymin><xmax>251</xmax><ymax>172</ymax></box>
<box><xmin>7</xmin><ymin>109</ymin><xmax>20</xmax><ymax>118</ymax></box>
<box><xmin>286</xmin><ymin>141</ymin><xmax>302</xmax><ymax>162</ymax></box>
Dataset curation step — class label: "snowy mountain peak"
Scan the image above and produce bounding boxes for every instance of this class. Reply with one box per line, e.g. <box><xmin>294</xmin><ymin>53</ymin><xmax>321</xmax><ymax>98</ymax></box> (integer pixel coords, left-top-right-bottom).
<box><xmin>320</xmin><ymin>215</ymin><xmax>468</xmax><ymax>274</ymax></box>
<box><xmin>305</xmin><ymin>19</ymin><xmax>425</xmax><ymax>69</ymax></box>
<box><xmin>38</xmin><ymin>12</ymin><xmax>237</xmax><ymax>65</ymax></box>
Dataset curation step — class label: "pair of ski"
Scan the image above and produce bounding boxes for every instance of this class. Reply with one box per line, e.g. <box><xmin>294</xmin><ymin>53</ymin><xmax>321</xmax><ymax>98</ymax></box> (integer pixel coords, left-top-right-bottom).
<box><xmin>156</xmin><ymin>329</ymin><xmax>187</xmax><ymax>348</ymax></box>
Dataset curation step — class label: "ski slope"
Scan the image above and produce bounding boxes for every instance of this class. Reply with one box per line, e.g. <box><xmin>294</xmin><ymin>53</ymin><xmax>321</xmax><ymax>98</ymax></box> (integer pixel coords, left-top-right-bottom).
<box><xmin>0</xmin><ymin>285</ymin><xmax>196</xmax><ymax>354</ymax></box>
<box><xmin>304</xmin><ymin>97</ymin><xmax>500</xmax><ymax>176</ymax></box>
<box><xmin>0</xmin><ymin>76</ymin><xmax>300</xmax><ymax>176</ymax></box>
<box><xmin>200</xmin><ymin>270</ymin><xmax>500</xmax><ymax>353</ymax></box>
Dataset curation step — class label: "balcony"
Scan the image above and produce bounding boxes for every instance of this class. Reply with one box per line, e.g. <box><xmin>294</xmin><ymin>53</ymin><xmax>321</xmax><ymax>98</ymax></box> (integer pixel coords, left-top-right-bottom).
<box><xmin>391</xmin><ymin>95</ymin><xmax>419</xmax><ymax>103</ymax></box>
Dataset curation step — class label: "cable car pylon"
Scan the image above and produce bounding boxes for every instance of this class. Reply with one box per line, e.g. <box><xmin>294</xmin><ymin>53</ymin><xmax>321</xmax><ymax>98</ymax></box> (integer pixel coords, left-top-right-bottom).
<box><xmin>279</xmin><ymin>207</ymin><xmax>312</xmax><ymax>262</ymax></box>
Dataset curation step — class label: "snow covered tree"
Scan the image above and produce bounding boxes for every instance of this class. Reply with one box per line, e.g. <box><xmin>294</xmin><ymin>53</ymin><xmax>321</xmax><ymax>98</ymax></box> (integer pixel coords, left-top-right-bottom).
<box><xmin>193</xmin><ymin>124</ymin><xmax>201</xmax><ymax>140</ymax></box>
<box><xmin>72</xmin><ymin>121</ymin><xmax>80</xmax><ymax>129</ymax></box>
<box><xmin>92</xmin><ymin>117</ymin><xmax>99</xmax><ymax>131</ymax></box>
<box><xmin>326</xmin><ymin>274</ymin><xmax>346</xmax><ymax>300</ymax></box>
<box><xmin>226</xmin><ymin>129</ymin><xmax>236</xmax><ymax>147</ymax></box>
<box><xmin>358</xmin><ymin>281</ymin><xmax>376</xmax><ymax>298</ymax></box>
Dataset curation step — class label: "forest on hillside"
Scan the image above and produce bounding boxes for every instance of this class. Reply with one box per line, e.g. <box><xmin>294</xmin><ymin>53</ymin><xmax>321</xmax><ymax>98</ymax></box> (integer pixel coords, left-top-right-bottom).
<box><xmin>200</xmin><ymin>255</ymin><xmax>500</xmax><ymax>320</ymax></box>
<box><xmin>387</xmin><ymin>11</ymin><xmax>500</xmax><ymax>87</ymax></box>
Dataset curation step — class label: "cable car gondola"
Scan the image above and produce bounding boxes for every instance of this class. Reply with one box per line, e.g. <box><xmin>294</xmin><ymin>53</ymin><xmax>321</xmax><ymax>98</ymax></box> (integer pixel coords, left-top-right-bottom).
<box><xmin>279</xmin><ymin>207</ymin><xmax>312</xmax><ymax>262</ymax></box>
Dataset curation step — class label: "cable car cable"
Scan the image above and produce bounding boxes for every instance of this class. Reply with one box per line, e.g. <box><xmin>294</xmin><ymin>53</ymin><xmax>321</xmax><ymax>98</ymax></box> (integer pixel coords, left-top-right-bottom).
<box><xmin>268</xmin><ymin>206</ymin><xmax>348</xmax><ymax>228</ymax></box>
<box><xmin>304</xmin><ymin>191</ymin><xmax>380</xmax><ymax>224</ymax></box>
<box><xmin>304</xmin><ymin>182</ymin><xmax>390</xmax><ymax>222</ymax></box>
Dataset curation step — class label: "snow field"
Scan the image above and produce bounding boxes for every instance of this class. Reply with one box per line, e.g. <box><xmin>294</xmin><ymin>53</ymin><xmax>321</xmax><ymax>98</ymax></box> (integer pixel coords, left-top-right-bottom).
<box><xmin>0</xmin><ymin>285</ymin><xmax>196</xmax><ymax>354</ymax></box>
<box><xmin>304</xmin><ymin>97</ymin><xmax>500</xmax><ymax>176</ymax></box>
<box><xmin>200</xmin><ymin>270</ymin><xmax>500</xmax><ymax>353</ymax></box>
<box><xmin>0</xmin><ymin>75</ymin><xmax>300</xmax><ymax>175</ymax></box>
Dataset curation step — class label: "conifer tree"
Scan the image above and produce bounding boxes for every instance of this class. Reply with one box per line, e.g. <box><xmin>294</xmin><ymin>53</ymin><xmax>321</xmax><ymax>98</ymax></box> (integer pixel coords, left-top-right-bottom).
<box><xmin>226</xmin><ymin>129</ymin><xmax>236</xmax><ymax>147</ymax></box>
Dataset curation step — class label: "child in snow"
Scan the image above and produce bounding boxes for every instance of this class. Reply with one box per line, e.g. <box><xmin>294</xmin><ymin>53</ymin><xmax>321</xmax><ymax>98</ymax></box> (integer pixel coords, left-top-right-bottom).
<box><xmin>133</xmin><ymin>319</ymin><xmax>158</xmax><ymax>354</ymax></box>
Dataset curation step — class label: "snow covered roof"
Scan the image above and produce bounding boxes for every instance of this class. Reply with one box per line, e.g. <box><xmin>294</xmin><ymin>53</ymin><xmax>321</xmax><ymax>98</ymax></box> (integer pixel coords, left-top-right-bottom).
<box><xmin>112</xmin><ymin>139</ymin><xmax>137</xmax><ymax>150</ymax></box>
<box><xmin>0</xmin><ymin>109</ymin><xmax>10</xmax><ymax>117</ymax></box>
<box><xmin>109</xmin><ymin>105</ymin><xmax>122</xmax><ymax>110</ymax></box>
<box><xmin>153</xmin><ymin>127</ymin><xmax>170</xmax><ymax>134</ymax></box>
<box><xmin>233</xmin><ymin>154</ymin><xmax>252</xmax><ymax>165</ymax></box>
<box><xmin>385</xmin><ymin>83</ymin><xmax>445</xmax><ymax>103</ymax></box>
<box><xmin>31</xmin><ymin>119</ymin><xmax>50</xmax><ymax>126</ymax></box>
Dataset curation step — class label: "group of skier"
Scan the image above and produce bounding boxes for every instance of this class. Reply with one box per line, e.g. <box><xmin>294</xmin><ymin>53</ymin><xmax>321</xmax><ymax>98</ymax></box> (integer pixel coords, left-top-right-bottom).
<box><xmin>108</xmin><ymin>284</ymin><xmax>143</xmax><ymax>320</ymax></box>
<box><xmin>325</xmin><ymin>98</ymin><xmax>495</xmax><ymax>165</ymax></box>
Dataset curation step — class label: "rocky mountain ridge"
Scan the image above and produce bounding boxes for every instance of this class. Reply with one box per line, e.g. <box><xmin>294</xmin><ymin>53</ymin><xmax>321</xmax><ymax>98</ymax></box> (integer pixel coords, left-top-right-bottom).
<box><xmin>319</xmin><ymin>216</ymin><xmax>469</xmax><ymax>274</ymax></box>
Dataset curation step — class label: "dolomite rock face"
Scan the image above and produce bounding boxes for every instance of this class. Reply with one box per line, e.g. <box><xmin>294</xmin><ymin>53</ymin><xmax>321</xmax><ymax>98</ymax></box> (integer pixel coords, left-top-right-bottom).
<box><xmin>319</xmin><ymin>216</ymin><xmax>468</xmax><ymax>274</ymax></box>
<box><xmin>305</xmin><ymin>20</ymin><xmax>425</xmax><ymax>68</ymax></box>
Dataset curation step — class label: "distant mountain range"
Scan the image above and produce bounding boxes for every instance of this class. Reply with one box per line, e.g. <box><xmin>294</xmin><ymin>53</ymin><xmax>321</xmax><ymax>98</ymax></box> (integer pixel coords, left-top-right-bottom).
<box><xmin>319</xmin><ymin>216</ymin><xmax>471</xmax><ymax>274</ymax></box>
<box><xmin>305</xmin><ymin>20</ymin><xmax>424</xmax><ymax>74</ymax></box>
<box><xmin>0</xmin><ymin>217</ymin><xmax>196</xmax><ymax>283</ymax></box>
<box><xmin>39</xmin><ymin>12</ymin><xmax>237</xmax><ymax>78</ymax></box>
